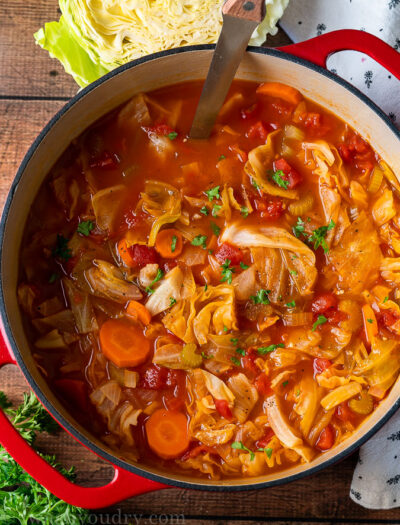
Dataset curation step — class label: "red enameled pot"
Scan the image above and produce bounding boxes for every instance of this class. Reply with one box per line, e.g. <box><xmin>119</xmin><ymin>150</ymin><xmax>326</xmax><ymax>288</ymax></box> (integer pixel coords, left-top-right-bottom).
<box><xmin>1</xmin><ymin>30</ymin><xmax>400</xmax><ymax>509</ymax></box>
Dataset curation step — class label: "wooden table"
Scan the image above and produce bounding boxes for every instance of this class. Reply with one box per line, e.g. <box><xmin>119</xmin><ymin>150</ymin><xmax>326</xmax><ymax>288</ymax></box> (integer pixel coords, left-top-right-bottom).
<box><xmin>1</xmin><ymin>1</ymin><xmax>399</xmax><ymax>523</ymax></box>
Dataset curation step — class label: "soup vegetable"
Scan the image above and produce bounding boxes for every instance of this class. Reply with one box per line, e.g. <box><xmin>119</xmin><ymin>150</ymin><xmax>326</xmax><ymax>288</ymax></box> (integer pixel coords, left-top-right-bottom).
<box><xmin>18</xmin><ymin>80</ymin><xmax>400</xmax><ymax>479</ymax></box>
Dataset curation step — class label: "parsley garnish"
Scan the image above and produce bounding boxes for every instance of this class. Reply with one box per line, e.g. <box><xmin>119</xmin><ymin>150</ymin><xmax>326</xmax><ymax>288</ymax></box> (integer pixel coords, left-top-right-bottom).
<box><xmin>250</xmin><ymin>289</ymin><xmax>270</xmax><ymax>305</ymax></box>
<box><xmin>312</xmin><ymin>315</ymin><xmax>328</xmax><ymax>331</ymax></box>
<box><xmin>221</xmin><ymin>259</ymin><xmax>235</xmax><ymax>284</ymax></box>
<box><xmin>223</xmin><ymin>325</ymin><xmax>228</xmax><ymax>332</ymax></box>
<box><xmin>286</xmin><ymin>300</ymin><xmax>296</xmax><ymax>308</ymax></box>
<box><xmin>205</xmin><ymin>186</ymin><xmax>220</xmax><ymax>201</ymax></box>
<box><xmin>240</xmin><ymin>262</ymin><xmax>249</xmax><ymax>270</ymax></box>
<box><xmin>191</xmin><ymin>235</ymin><xmax>208</xmax><ymax>249</ymax></box>
<box><xmin>48</xmin><ymin>272</ymin><xmax>59</xmax><ymax>284</ymax></box>
<box><xmin>383</xmin><ymin>296</ymin><xmax>389</xmax><ymax>303</ymax></box>
<box><xmin>241</xmin><ymin>206</ymin><xmax>249</xmax><ymax>218</ymax></box>
<box><xmin>258</xmin><ymin>343</ymin><xmax>284</xmax><ymax>355</ymax></box>
<box><xmin>212</xmin><ymin>204</ymin><xmax>222</xmax><ymax>217</ymax></box>
<box><xmin>167</xmin><ymin>131</ymin><xmax>178</xmax><ymax>140</ymax></box>
<box><xmin>290</xmin><ymin>270</ymin><xmax>298</xmax><ymax>276</ymax></box>
<box><xmin>236</xmin><ymin>348</ymin><xmax>245</xmax><ymax>356</ymax></box>
<box><xmin>200</xmin><ymin>206</ymin><xmax>209</xmax><ymax>216</ymax></box>
<box><xmin>52</xmin><ymin>234</ymin><xmax>72</xmax><ymax>261</ymax></box>
<box><xmin>169</xmin><ymin>297</ymin><xmax>177</xmax><ymax>307</ymax></box>
<box><xmin>171</xmin><ymin>235</ymin><xmax>178</xmax><ymax>253</ymax></box>
<box><xmin>219</xmin><ymin>155</ymin><xmax>226</xmax><ymax>161</ymax></box>
<box><xmin>210</xmin><ymin>222</ymin><xmax>221</xmax><ymax>236</ymax></box>
<box><xmin>271</xmin><ymin>169</ymin><xmax>289</xmax><ymax>189</ymax></box>
<box><xmin>367</xmin><ymin>318</ymin><xmax>373</xmax><ymax>324</ymax></box>
<box><xmin>231</xmin><ymin>356</ymin><xmax>241</xmax><ymax>366</ymax></box>
<box><xmin>295</xmin><ymin>389</ymin><xmax>301</xmax><ymax>397</ymax></box>
<box><xmin>204</xmin><ymin>284</ymin><xmax>208</xmax><ymax>291</ymax></box>
<box><xmin>201</xmin><ymin>351</ymin><xmax>212</xmax><ymax>359</ymax></box>
<box><xmin>77</xmin><ymin>220</ymin><xmax>94</xmax><ymax>236</ymax></box>
<box><xmin>252</xmin><ymin>179</ymin><xmax>259</xmax><ymax>190</ymax></box>
<box><xmin>145</xmin><ymin>268</ymin><xmax>164</xmax><ymax>294</ymax></box>
<box><xmin>308</xmin><ymin>220</ymin><xmax>335</xmax><ymax>253</ymax></box>
<box><xmin>230</xmin><ymin>338</ymin><xmax>238</xmax><ymax>345</ymax></box>
<box><xmin>232</xmin><ymin>441</ymin><xmax>255</xmax><ymax>461</ymax></box>
<box><xmin>282</xmin><ymin>380</ymin><xmax>289</xmax><ymax>387</ymax></box>
<box><xmin>258</xmin><ymin>447</ymin><xmax>273</xmax><ymax>459</ymax></box>
<box><xmin>292</xmin><ymin>217</ymin><xmax>305</xmax><ymax>238</ymax></box>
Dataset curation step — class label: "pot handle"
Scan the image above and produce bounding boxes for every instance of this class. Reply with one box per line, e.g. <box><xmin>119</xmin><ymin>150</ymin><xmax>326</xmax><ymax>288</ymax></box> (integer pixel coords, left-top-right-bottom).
<box><xmin>0</xmin><ymin>329</ymin><xmax>168</xmax><ymax>509</ymax></box>
<box><xmin>278</xmin><ymin>29</ymin><xmax>400</xmax><ymax>80</ymax></box>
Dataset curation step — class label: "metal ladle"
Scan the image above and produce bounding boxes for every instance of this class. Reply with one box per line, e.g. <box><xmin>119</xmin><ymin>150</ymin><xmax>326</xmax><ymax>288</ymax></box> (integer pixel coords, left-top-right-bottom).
<box><xmin>190</xmin><ymin>0</ymin><xmax>266</xmax><ymax>139</ymax></box>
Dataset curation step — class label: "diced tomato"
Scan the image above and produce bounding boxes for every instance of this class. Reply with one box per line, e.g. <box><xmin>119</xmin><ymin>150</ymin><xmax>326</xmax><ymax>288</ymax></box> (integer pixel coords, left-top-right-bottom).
<box><xmin>303</xmin><ymin>113</ymin><xmax>322</xmax><ymax>128</ymax></box>
<box><xmin>338</xmin><ymin>144</ymin><xmax>352</xmax><ymax>163</ymax></box>
<box><xmin>255</xmin><ymin>428</ymin><xmax>275</xmax><ymax>449</ymax></box>
<box><xmin>271</xmin><ymin>100</ymin><xmax>292</xmax><ymax>117</ymax></box>
<box><xmin>140</xmin><ymin>365</ymin><xmax>168</xmax><ymax>390</ymax></box>
<box><xmin>148</xmin><ymin>122</ymin><xmax>175</xmax><ymax>136</ymax></box>
<box><xmin>215</xmin><ymin>242</ymin><xmax>243</xmax><ymax>265</ymax></box>
<box><xmin>316</xmin><ymin>425</ymin><xmax>335</xmax><ymax>451</ymax></box>
<box><xmin>325</xmin><ymin>308</ymin><xmax>347</xmax><ymax>325</ymax></box>
<box><xmin>166</xmin><ymin>369</ymin><xmax>185</xmax><ymax>388</ymax></box>
<box><xmin>90</xmin><ymin>151</ymin><xmax>119</xmax><ymax>170</ymax></box>
<box><xmin>54</xmin><ymin>379</ymin><xmax>89</xmax><ymax>411</ymax></box>
<box><xmin>246</xmin><ymin>121</ymin><xmax>271</xmax><ymax>142</ymax></box>
<box><xmin>273</xmin><ymin>158</ymin><xmax>303</xmax><ymax>189</ymax></box>
<box><xmin>311</xmin><ymin>292</ymin><xmax>338</xmax><ymax>314</ymax></box>
<box><xmin>338</xmin><ymin>133</ymin><xmax>372</xmax><ymax>165</ymax></box>
<box><xmin>254</xmin><ymin>373</ymin><xmax>273</xmax><ymax>397</ymax></box>
<box><xmin>253</xmin><ymin>197</ymin><xmax>284</xmax><ymax>220</ymax></box>
<box><xmin>127</xmin><ymin>244</ymin><xmax>159</xmax><ymax>267</ymax></box>
<box><xmin>377</xmin><ymin>309</ymin><xmax>400</xmax><ymax>329</ymax></box>
<box><xmin>241</xmin><ymin>347</ymin><xmax>259</xmax><ymax>376</ymax></box>
<box><xmin>335</xmin><ymin>402</ymin><xmax>354</xmax><ymax>423</ymax></box>
<box><xmin>164</xmin><ymin>395</ymin><xmax>184</xmax><ymax>411</ymax></box>
<box><xmin>240</xmin><ymin>103</ymin><xmax>260</xmax><ymax>120</ymax></box>
<box><xmin>214</xmin><ymin>399</ymin><xmax>233</xmax><ymax>420</ymax></box>
<box><xmin>313</xmin><ymin>357</ymin><xmax>332</xmax><ymax>376</ymax></box>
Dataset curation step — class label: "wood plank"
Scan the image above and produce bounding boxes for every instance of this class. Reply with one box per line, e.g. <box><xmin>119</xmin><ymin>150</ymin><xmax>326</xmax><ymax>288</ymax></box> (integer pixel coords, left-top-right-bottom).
<box><xmin>0</xmin><ymin>0</ymin><xmax>291</xmax><ymax>99</ymax></box>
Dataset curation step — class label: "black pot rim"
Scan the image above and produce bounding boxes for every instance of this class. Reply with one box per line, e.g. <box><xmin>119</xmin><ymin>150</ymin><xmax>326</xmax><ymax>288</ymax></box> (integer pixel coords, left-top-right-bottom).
<box><xmin>1</xmin><ymin>43</ymin><xmax>400</xmax><ymax>493</ymax></box>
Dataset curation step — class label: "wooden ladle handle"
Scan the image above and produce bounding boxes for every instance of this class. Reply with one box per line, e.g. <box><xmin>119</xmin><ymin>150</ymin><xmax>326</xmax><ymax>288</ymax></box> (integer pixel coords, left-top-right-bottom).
<box><xmin>222</xmin><ymin>0</ymin><xmax>266</xmax><ymax>23</ymax></box>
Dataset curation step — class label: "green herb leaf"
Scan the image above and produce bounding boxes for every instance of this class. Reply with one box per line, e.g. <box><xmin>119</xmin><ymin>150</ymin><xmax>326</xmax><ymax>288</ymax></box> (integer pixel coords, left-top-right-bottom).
<box><xmin>77</xmin><ymin>220</ymin><xmax>94</xmax><ymax>236</ymax></box>
<box><xmin>383</xmin><ymin>296</ymin><xmax>389</xmax><ymax>303</ymax></box>
<box><xmin>282</xmin><ymin>380</ymin><xmax>289</xmax><ymax>387</ymax></box>
<box><xmin>286</xmin><ymin>300</ymin><xmax>296</xmax><ymax>308</ymax></box>
<box><xmin>236</xmin><ymin>348</ymin><xmax>245</xmax><ymax>356</ymax></box>
<box><xmin>52</xmin><ymin>234</ymin><xmax>72</xmax><ymax>261</ymax></box>
<box><xmin>252</xmin><ymin>179</ymin><xmax>259</xmax><ymax>190</ymax></box>
<box><xmin>271</xmin><ymin>169</ymin><xmax>289</xmax><ymax>189</ymax></box>
<box><xmin>231</xmin><ymin>356</ymin><xmax>241</xmax><ymax>366</ymax></box>
<box><xmin>231</xmin><ymin>441</ymin><xmax>255</xmax><ymax>461</ymax></box>
<box><xmin>201</xmin><ymin>351</ymin><xmax>212</xmax><ymax>360</ymax></box>
<box><xmin>250</xmin><ymin>289</ymin><xmax>270</xmax><ymax>305</ymax></box>
<box><xmin>210</xmin><ymin>222</ymin><xmax>221</xmax><ymax>236</ymax></box>
<box><xmin>367</xmin><ymin>318</ymin><xmax>373</xmax><ymax>324</ymax></box>
<box><xmin>312</xmin><ymin>314</ymin><xmax>328</xmax><ymax>331</ymax></box>
<box><xmin>289</xmin><ymin>269</ymin><xmax>298</xmax><ymax>276</ymax></box>
<box><xmin>230</xmin><ymin>338</ymin><xmax>238</xmax><ymax>345</ymax></box>
<box><xmin>221</xmin><ymin>259</ymin><xmax>235</xmax><ymax>284</ymax></box>
<box><xmin>257</xmin><ymin>447</ymin><xmax>273</xmax><ymax>459</ymax></box>
<box><xmin>171</xmin><ymin>235</ymin><xmax>178</xmax><ymax>253</ymax></box>
<box><xmin>205</xmin><ymin>185</ymin><xmax>220</xmax><ymax>201</ymax></box>
<box><xmin>292</xmin><ymin>217</ymin><xmax>305</xmax><ymax>238</ymax></box>
<box><xmin>241</xmin><ymin>206</ymin><xmax>249</xmax><ymax>218</ymax></box>
<box><xmin>48</xmin><ymin>272</ymin><xmax>59</xmax><ymax>284</ymax></box>
<box><xmin>212</xmin><ymin>204</ymin><xmax>222</xmax><ymax>217</ymax></box>
<box><xmin>204</xmin><ymin>284</ymin><xmax>208</xmax><ymax>291</ymax></box>
<box><xmin>240</xmin><ymin>262</ymin><xmax>249</xmax><ymax>270</ymax></box>
<box><xmin>145</xmin><ymin>268</ymin><xmax>164</xmax><ymax>294</ymax></box>
<box><xmin>167</xmin><ymin>131</ymin><xmax>178</xmax><ymax>140</ymax></box>
<box><xmin>223</xmin><ymin>325</ymin><xmax>228</xmax><ymax>332</ymax></box>
<box><xmin>308</xmin><ymin>220</ymin><xmax>336</xmax><ymax>253</ymax></box>
<box><xmin>258</xmin><ymin>343</ymin><xmax>284</xmax><ymax>355</ymax></box>
<box><xmin>169</xmin><ymin>297</ymin><xmax>177</xmax><ymax>307</ymax></box>
<box><xmin>191</xmin><ymin>235</ymin><xmax>208</xmax><ymax>249</ymax></box>
<box><xmin>219</xmin><ymin>154</ymin><xmax>226</xmax><ymax>160</ymax></box>
<box><xmin>200</xmin><ymin>206</ymin><xmax>209</xmax><ymax>216</ymax></box>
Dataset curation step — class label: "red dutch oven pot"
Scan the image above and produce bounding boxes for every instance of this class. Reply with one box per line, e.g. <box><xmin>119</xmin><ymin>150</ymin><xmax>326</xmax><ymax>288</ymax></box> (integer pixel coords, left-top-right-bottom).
<box><xmin>1</xmin><ymin>30</ymin><xmax>400</xmax><ymax>509</ymax></box>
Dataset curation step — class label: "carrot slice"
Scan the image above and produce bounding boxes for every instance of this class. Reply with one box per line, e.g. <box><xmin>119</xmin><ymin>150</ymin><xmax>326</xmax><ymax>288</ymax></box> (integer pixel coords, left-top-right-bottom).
<box><xmin>362</xmin><ymin>304</ymin><xmax>378</xmax><ymax>345</ymax></box>
<box><xmin>126</xmin><ymin>300</ymin><xmax>152</xmax><ymax>325</ymax></box>
<box><xmin>146</xmin><ymin>408</ymin><xmax>190</xmax><ymax>459</ymax></box>
<box><xmin>256</xmin><ymin>82</ymin><xmax>302</xmax><ymax>106</ymax></box>
<box><xmin>99</xmin><ymin>319</ymin><xmax>151</xmax><ymax>368</ymax></box>
<box><xmin>117</xmin><ymin>238</ymin><xmax>135</xmax><ymax>267</ymax></box>
<box><xmin>155</xmin><ymin>229</ymin><xmax>183</xmax><ymax>258</ymax></box>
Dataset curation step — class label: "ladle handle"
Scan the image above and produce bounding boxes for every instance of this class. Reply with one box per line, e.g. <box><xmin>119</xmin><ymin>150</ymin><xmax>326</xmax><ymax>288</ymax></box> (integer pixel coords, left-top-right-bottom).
<box><xmin>223</xmin><ymin>0</ymin><xmax>266</xmax><ymax>22</ymax></box>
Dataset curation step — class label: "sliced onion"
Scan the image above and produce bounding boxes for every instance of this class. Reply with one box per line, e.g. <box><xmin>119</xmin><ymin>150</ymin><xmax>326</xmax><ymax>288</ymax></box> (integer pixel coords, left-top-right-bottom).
<box><xmin>282</xmin><ymin>312</ymin><xmax>313</xmax><ymax>327</ymax></box>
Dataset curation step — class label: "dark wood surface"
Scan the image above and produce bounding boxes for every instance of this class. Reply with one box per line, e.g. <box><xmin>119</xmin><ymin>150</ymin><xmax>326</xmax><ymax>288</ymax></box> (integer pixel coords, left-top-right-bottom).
<box><xmin>0</xmin><ymin>1</ymin><xmax>398</xmax><ymax>523</ymax></box>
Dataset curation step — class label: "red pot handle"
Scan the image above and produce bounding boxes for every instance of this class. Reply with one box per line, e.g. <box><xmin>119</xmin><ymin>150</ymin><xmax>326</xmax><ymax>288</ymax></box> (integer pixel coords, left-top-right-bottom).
<box><xmin>278</xmin><ymin>29</ymin><xmax>400</xmax><ymax>80</ymax></box>
<box><xmin>0</xmin><ymin>328</ymin><xmax>168</xmax><ymax>509</ymax></box>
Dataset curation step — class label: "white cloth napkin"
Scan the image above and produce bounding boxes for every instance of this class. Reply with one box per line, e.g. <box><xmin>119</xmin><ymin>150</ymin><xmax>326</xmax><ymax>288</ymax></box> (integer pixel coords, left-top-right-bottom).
<box><xmin>279</xmin><ymin>0</ymin><xmax>400</xmax><ymax>509</ymax></box>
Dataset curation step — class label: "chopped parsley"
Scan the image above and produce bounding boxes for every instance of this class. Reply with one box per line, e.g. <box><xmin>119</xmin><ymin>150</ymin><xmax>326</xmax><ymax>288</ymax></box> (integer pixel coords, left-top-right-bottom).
<box><xmin>240</xmin><ymin>262</ymin><xmax>249</xmax><ymax>270</ymax></box>
<box><xmin>231</xmin><ymin>441</ymin><xmax>255</xmax><ymax>461</ymax></box>
<box><xmin>367</xmin><ymin>318</ymin><xmax>374</xmax><ymax>324</ymax></box>
<box><xmin>145</xmin><ymin>268</ymin><xmax>164</xmax><ymax>294</ymax></box>
<box><xmin>52</xmin><ymin>234</ymin><xmax>72</xmax><ymax>261</ymax></box>
<box><xmin>205</xmin><ymin>185</ymin><xmax>220</xmax><ymax>201</ymax></box>
<box><xmin>312</xmin><ymin>314</ymin><xmax>328</xmax><ymax>331</ymax></box>
<box><xmin>167</xmin><ymin>131</ymin><xmax>178</xmax><ymax>140</ymax></box>
<box><xmin>219</xmin><ymin>154</ymin><xmax>226</xmax><ymax>161</ymax></box>
<box><xmin>241</xmin><ymin>206</ymin><xmax>249</xmax><ymax>218</ymax></box>
<box><xmin>223</xmin><ymin>325</ymin><xmax>228</xmax><ymax>332</ymax></box>
<box><xmin>231</xmin><ymin>356</ymin><xmax>241</xmax><ymax>366</ymax></box>
<box><xmin>212</xmin><ymin>204</ymin><xmax>222</xmax><ymax>217</ymax></box>
<box><xmin>200</xmin><ymin>206</ymin><xmax>209</xmax><ymax>216</ymax></box>
<box><xmin>221</xmin><ymin>259</ymin><xmax>235</xmax><ymax>285</ymax></box>
<box><xmin>201</xmin><ymin>351</ymin><xmax>212</xmax><ymax>360</ymax></box>
<box><xmin>383</xmin><ymin>296</ymin><xmax>389</xmax><ymax>303</ymax></box>
<box><xmin>308</xmin><ymin>220</ymin><xmax>335</xmax><ymax>253</ymax></box>
<box><xmin>77</xmin><ymin>220</ymin><xmax>94</xmax><ymax>236</ymax></box>
<box><xmin>171</xmin><ymin>235</ymin><xmax>178</xmax><ymax>253</ymax></box>
<box><xmin>295</xmin><ymin>389</ymin><xmax>301</xmax><ymax>397</ymax></box>
<box><xmin>204</xmin><ymin>284</ymin><xmax>208</xmax><ymax>291</ymax></box>
<box><xmin>169</xmin><ymin>297</ymin><xmax>177</xmax><ymax>307</ymax></box>
<box><xmin>236</xmin><ymin>348</ymin><xmax>245</xmax><ymax>356</ymax></box>
<box><xmin>292</xmin><ymin>217</ymin><xmax>305</xmax><ymax>238</ymax></box>
<box><xmin>282</xmin><ymin>380</ymin><xmax>289</xmax><ymax>387</ymax></box>
<box><xmin>258</xmin><ymin>447</ymin><xmax>273</xmax><ymax>459</ymax></box>
<box><xmin>230</xmin><ymin>338</ymin><xmax>238</xmax><ymax>345</ymax></box>
<box><xmin>258</xmin><ymin>343</ymin><xmax>284</xmax><ymax>355</ymax></box>
<box><xmin>210</xmin><ymin>222</ymin><xmax>221</xmax><ymax>236</ymax></box>
<box><xmin>191</xmin><ymin>235</ymin><xmax>208</xmax><ymax>249</ymax></box>
<box><xmin>48</xmin><ymin>272</ymin><xmax>59</xmax><ymax>284</ymax></box>
<box><xmin>250</xmin><ymin>289</ymin><xmax>270</xmax><ymax>305</ymax></box>
<box><xmin>271</xmin><ymin>169</ymin><xmax>289</xmax><ymax>189</ymax></box>
<box><xmin>252</xmin><ymin>179</ymin><xmax>259</xmax><ymax>190</ymax></box>
<box><xmin>286</xmin><ymin>300</ymin><xmax>296</xmax><ymax>308</ymax></box>
<box><xmin>289</xmin><ymin>270</ymin><xmax>298</xmax><ymax>276</ymax></box>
